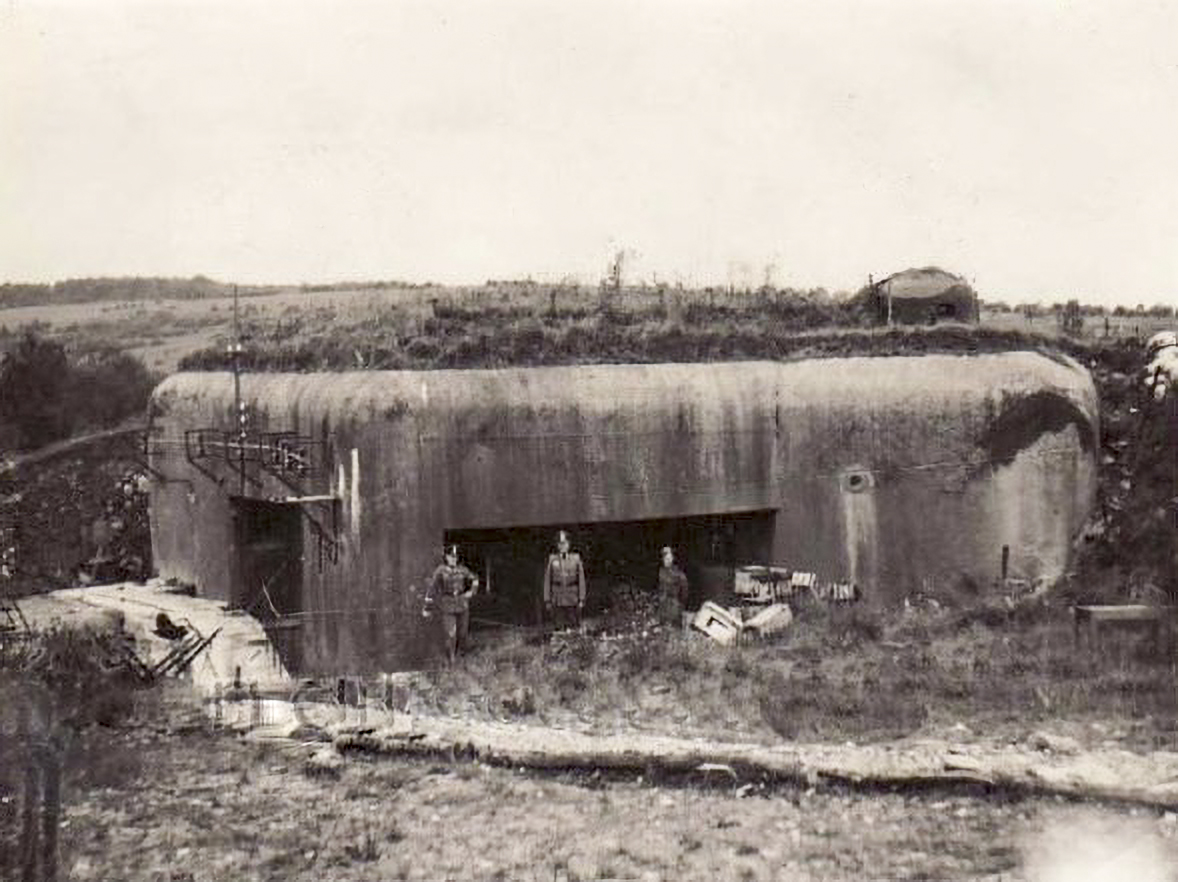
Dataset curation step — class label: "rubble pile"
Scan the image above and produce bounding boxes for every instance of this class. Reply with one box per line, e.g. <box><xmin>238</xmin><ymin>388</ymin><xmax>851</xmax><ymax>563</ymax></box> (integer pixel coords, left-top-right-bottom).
<box><xmin>593</xmin><ymin>583</ymin><xmax>664</xmax><ymax>638</ymax></box>
<box><xmin>545</xmin><ymin>586</ymin><xmax>664</xmax><ymax>661</ymax></box>
<box><xmin>0</xmin><ymin>434</ymin><xmax>152</xmax><ymax>595</ymax></box>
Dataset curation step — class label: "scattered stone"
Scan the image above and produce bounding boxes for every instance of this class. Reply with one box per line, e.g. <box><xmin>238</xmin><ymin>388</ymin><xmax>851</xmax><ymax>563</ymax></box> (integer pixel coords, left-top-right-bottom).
<box><xmin>502</xmin><ymin>686</ymin><xmax>536</xmax><ymax>716</ymax></box>
<box><xmin>696</xmin><ymin>762</ymin><xmax>737</xmax><ymax>779</ymax></box>
<box><xmin>1028</xmin><ymin>731</ymin><xmax>1081</xmax><ymax>755</ymax></box>
<box><xmin>304</xmin><ymin>747</ymin><xmax>344</xmax><ymax>779</ymax></box>
<box><xmin>566</xmin><ymin>854</ymin><xmax>600</xmax><ymax>879</ymax></box>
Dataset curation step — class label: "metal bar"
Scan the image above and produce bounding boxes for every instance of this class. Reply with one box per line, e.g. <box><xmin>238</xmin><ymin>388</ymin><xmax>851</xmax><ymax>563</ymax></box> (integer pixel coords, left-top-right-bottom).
<box><xmin>182</xmin><ymin>430</ymin><xmax>223</xmax><ymax>484</ymax></box>
<box><xmin>233</xmin><ymin>284</ymin><xmax>245</xmax><ymax>497</ymax></box>
<box><xmin>162</xmin><ymin>627</ymin><xmax>222</xmax><ymax>677</ymax></box>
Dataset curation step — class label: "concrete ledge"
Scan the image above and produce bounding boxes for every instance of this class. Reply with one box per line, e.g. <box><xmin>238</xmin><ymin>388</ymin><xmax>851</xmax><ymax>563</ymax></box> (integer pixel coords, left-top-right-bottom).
<box><xmin>1073</xmin><ymin>604</ymin><xmax>1174</xmax><ymax>650</ymax></box>
<box><xmin>21</xmin><ymin>580</ymin><xmax>290</xmax><ymax>694</ymax></box>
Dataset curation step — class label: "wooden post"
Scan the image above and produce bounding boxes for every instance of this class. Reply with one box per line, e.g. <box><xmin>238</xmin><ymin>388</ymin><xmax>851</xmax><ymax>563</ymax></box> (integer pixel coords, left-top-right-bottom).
<box><xmin>19</xmin><ymin>757</ymin><xmax>37</xmax><ymax>882</ymax></box>
<box><xmin>39</xmin><ymin>751</ymin><xmax>59</xmax><ymax>882</ymax></box>
<box><xmin>1171</xmin><ymin>391</ymin><xmax>1178</xmax><ymax>598</ymax></box>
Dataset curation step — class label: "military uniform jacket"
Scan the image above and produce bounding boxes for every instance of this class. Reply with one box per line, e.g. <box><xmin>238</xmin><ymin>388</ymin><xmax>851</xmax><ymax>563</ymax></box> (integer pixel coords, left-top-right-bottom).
<box><xmin>543</xmin><ymin>552</ymin><xmax>586</xmax><ymax>607</ymax></box>
<box><xmin>426</xmin><ymin>563</ymin><xmax>477</xmax><ymax>614</ymax></box>
<box><xmin>657</xmin><ymin>565</ymin><xmax>689</xmax><ymax>606</ymax></box>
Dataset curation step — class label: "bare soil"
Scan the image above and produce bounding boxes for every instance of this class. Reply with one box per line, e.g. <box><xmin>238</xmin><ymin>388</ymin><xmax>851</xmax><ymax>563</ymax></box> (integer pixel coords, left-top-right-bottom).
<box><xmin>51</xmin><ymin>721</ymin><xmax>1178</xmax><ymax>882</ymax></box>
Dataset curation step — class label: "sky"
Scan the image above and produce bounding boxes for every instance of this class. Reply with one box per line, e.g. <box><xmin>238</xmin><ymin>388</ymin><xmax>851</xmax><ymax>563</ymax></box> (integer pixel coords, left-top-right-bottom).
<box><xmin>2</xmin><ymin>0</ymin><xmax>1177</xmax><ymax>306</ymax></box>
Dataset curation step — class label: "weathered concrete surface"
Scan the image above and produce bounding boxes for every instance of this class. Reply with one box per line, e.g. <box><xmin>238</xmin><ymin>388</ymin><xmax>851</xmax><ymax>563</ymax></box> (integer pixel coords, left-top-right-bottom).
<box><xmin>149</xmin><ymin>354</ymin><xmax>1098</xmax><ymax>672</ymax></box>
<box><xmin>335</xmin><ymin>715</ymin><xmax>1178</xmax><ymax>811</ymax></box>
<box><xmin>870</xmin><ymin>267</ymin><xmax>979</xmax><ymax>324</ymax></box>
<box><xmin>20</xmin><ymin>580</ymin><xmax>289</xmax><ymax>694</ymax></box>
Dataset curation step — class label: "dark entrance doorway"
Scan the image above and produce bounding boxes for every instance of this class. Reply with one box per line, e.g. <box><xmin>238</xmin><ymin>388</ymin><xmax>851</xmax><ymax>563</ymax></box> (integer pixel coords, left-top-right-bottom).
<box><xmin>446</xmin><ymin>510</ymin><xmax>776</xmax><ymax>628</ymax></box>
<box><xmin>231</xmin><ymin>498</ymin><xmax>304</xmax><ymax>672</ymax></box>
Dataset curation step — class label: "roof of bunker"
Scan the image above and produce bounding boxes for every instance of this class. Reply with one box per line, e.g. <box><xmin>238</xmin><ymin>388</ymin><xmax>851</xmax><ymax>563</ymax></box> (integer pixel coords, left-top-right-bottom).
<box><xmin>154</xmin><ymin>351</ymin><xmax>1099</xmax><ymax>430</ymax></box>
<box><xmin>877</xmin><ymin>266</ymin><xmax>976</xmax><ymax>300</ymax></box>
<box><xmin>175</xmin><ymin>323</ymin><xmax>1090</xmax><ymax>376</ymax></box>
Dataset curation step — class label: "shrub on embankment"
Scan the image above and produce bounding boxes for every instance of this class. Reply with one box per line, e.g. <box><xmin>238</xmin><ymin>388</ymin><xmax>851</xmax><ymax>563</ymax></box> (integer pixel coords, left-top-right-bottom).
<box><xmin>178</xmin><ymin>308</ymin><xmax>1064</xmax><ymax>372</ymax></box>
<box><xmin>0</xmin><ymin>331</ymin><xmax>155</xmax><ymax>451</ymax></box>
<box><xmin>0</xmin><ymin>627</ymin><xmax>159</xmax><ymax>880</ymax></box>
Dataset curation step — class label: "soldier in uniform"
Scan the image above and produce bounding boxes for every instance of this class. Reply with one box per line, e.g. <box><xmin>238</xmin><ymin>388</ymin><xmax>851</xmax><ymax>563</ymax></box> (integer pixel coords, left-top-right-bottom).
<box><xmin>543</xmin><ymin>530</ymin><xmax>586</xmax><ymax>630</ymax></box>
<box><xmin>423</xmin><ymin>544</ymin><xmax>479</xmax><ymax>662</ymax></box>
<box><xmin>1143</xmin><ymin>330</ymin><xmax>1178</xmax><ymax>401</ymax></box>
<box><xmin>656</xmin><ymin>546</ymin><xmax>690</xmax><ymax>628</ymax></box>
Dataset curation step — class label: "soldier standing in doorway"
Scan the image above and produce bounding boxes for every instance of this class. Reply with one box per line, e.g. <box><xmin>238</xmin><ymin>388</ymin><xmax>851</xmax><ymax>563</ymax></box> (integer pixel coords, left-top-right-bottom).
<box><xmin>423</xmin><ymin>545</ymin><xmax>479</xmax><ymax>662</ymax></box>
<box><xmin>543</xmin><ymin>530</ymin><xmax>586</xmax><ymax>630</ymax></box>
<box><xmin>656</xmin><ymin>546</ymin><xmax>690</xmax><ymax>629</ymax></box>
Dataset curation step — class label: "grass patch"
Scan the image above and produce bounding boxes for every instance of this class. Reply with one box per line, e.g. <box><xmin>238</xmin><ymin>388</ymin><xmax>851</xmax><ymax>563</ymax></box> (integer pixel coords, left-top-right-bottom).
<box><xmin>417</xmin><ymin>596</ymin><xmax>1178</xmax><ymax>749</ymax></box>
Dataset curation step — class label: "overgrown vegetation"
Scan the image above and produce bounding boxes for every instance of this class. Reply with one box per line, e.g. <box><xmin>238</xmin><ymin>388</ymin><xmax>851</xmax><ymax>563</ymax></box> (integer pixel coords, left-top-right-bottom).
<box><xmin>1063</xmin><ymin>338</ymin><xmax>1177</xmax><ymax>601</ymax></box>
<box><xmin>0</xmin><ymin>331</ymin><xmax>155</xmax><ymax>451</ymax></box>
<box><xmin>420</xmin><ymin>595</ymin><xmax>1178</xmax><ymax>749</ymax></box>
<box><xmin>179</xmin><ymin>304</ymin><xmax>1063</xmax><ymax>373</ymax></box>
<box><xmin>1</xmin><ymin>626</ymin><xmax>151</xmax><ymax>879</ymax></box>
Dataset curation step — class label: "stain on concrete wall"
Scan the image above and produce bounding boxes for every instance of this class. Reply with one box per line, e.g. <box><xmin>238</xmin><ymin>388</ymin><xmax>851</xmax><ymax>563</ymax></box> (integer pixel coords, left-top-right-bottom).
<box><xmin>980</xmin><ymin>390</ymin><xmax>1096</xmax><ymax>469</ymax></box>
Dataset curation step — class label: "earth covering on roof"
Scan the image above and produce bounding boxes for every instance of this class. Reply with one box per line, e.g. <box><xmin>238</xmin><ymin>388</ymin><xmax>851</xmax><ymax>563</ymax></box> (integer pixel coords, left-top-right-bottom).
<box><xmin>882</xmin><ymin>267</ymin><xmax>974</xmax><ymax>300</ymax></box>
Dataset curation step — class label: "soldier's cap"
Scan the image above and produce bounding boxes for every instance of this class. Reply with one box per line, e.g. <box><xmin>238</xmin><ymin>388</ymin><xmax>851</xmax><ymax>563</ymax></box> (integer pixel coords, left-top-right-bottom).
<box><xmin>556</xmin><ymin>530</ymin><xmax>569</xmax><ymax>544</ymax></box>
<box><xmin>661</xmin><ymin>546</ymin><xmax>673</xmax><ymax>556</ymax></box>
<box><xmin>444</xmin><ymin>544</ymin><xmax>458</xmax><ymax>558</ymax></box>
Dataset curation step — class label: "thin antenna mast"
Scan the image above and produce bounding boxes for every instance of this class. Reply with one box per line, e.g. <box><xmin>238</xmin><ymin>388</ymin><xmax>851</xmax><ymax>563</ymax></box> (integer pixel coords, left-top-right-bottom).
<box><xmin>230</xmin><ymin>285</ymin><xmax>246</xmax><ymax>496</ymax></box>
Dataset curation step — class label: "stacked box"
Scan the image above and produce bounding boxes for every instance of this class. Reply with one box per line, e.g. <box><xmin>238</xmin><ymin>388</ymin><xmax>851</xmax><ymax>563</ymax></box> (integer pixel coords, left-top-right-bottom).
<box><xmin>734</xmin><ymin>566</ymin><xmax>790</xmax><ymax>603</ymax></box>
<box><xmin>691</xmin><ymin>601</ymin><xmax>743</xmax><ymax>646</ymax></box>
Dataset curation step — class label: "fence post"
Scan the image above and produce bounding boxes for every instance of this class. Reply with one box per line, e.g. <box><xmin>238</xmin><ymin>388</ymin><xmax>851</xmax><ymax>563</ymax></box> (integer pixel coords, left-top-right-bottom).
<box><xmin>39</xmin><ymin>749</ymin><xmax>58</xmax><ymax>882</ymax></box>
<box><xmin>19</xmin><ymin>753</ymin><xmax>37</xmax><ymax>882</ymax></box>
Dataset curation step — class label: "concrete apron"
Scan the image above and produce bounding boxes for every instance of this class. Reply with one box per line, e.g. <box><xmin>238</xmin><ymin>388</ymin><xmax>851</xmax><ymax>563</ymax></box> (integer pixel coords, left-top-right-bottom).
<box><xmin>18</xmin><ymin>579</ymin><xmax>291</xmax><ymax>697</ymax></box>
<box><xmin>17</xmin><ymin>578</ymin><xmax>408</xmax><ymax>738</ymax></box>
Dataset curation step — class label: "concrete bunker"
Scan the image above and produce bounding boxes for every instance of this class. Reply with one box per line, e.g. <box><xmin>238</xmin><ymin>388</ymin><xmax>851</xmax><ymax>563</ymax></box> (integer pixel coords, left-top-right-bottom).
<box><xmin>869</xmin><ymin>267</ymin><xmax>980</xmax><ymax>325</ymax></box>
<box><xmin>147</xmin><ymin>354</ymin><xmax>1098</xmax><ymax>674</ymax></box>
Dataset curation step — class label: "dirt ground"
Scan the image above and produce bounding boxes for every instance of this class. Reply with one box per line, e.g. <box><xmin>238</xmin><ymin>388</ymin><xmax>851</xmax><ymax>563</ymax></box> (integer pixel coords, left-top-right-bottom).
<box><xmin>50</xmin><ymin>722</ymin><xmax>1178</xmax><ymax>882</ymax></box>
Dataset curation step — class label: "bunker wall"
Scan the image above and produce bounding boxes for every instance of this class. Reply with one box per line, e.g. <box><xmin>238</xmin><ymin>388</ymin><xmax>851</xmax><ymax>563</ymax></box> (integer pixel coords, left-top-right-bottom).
<box><xmin>149</xmin><ymin>354</ymin><xmax>1098</xmax><ymax>672</ymax></box>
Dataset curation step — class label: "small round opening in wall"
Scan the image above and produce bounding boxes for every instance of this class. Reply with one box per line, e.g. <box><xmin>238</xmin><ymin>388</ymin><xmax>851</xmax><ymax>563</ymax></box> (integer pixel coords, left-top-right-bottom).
<box><xmin>841</xmin><ymin>469</ymin><xmax>875</xmax><ymax>493</ymax></box>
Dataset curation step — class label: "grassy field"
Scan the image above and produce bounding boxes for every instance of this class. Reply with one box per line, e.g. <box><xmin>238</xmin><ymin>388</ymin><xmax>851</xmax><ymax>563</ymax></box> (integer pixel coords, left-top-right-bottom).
<box><xmin>981</xmin><ymin>307</ymin><xmax>1173</xmax><ymax>342</ymax></box>
<box><xmin>412</xmin><ymin>596</ymin><xmax>1178</xmax><ymax>753</ymax></box>
<box><xmin>3</xmin><ymin>279</ymin><xmax>1171</xmax><ymax>374</ymax></box>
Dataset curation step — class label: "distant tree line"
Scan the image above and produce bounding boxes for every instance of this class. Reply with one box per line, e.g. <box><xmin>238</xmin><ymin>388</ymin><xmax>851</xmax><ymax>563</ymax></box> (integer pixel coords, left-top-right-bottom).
<box><xmin>0</xmin><ymin>332</ymin><xmax>155</xmax><ymax>451</ymax></box>
<box><xmin>984</xmin><ymin>300</ymin><xmax>1176</xmax><ymax>319</ymax></box>
<box><xmin>0</xmin><ymin>276</ymin><xmax>275</xmax><ymax>308</ymax></box>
